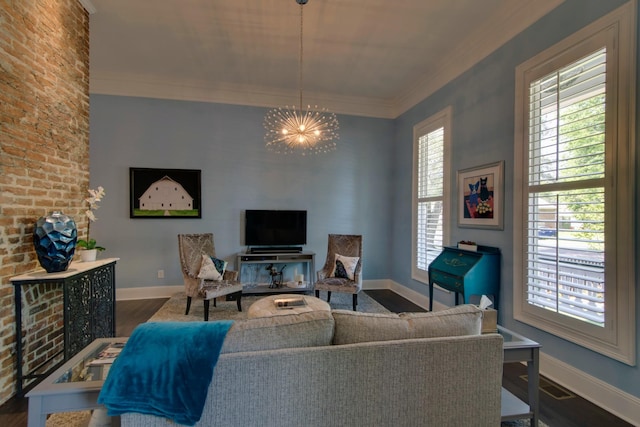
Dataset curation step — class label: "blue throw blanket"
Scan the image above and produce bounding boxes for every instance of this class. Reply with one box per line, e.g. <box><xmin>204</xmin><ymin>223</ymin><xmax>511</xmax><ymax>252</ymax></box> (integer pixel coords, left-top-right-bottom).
<box><xmin>98</xmin><ymin>321</ymin><xmax>233</xmax><ymax>426</ymax></box>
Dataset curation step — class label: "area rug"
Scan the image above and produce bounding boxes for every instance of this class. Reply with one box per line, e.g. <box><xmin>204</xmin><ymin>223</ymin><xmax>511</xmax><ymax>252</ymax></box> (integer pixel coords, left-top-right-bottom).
<box><xmin>147</xmin><ymin>290</ymin><xmax>390</xmax><ymax>322</ymax></box>
<box><xmin>46</xmin><ymin>409</ymin><xmax>106</xmax><ymax>427</ymax></box>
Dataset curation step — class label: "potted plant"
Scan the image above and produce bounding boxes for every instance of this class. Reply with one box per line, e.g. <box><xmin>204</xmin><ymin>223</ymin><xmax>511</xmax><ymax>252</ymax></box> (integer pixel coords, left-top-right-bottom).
<box><xmin>77</xmin><ymin>186</ymin><xmax>106</xmax><ymax>262</ymax></box>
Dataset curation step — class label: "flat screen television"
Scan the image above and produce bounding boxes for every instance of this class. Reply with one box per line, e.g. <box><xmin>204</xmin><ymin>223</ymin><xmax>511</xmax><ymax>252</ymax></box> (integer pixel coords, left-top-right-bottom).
<box><xmin>245</xmin><ymin>210</ymin><xmax>307</xmax><ymax>247</ymax></box>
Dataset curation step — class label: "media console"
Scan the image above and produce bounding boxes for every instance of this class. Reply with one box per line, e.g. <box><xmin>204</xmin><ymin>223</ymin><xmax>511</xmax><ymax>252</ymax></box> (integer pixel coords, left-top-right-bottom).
<box><xmin>248</xmin><ymin>246</ymin><xmax>303</xmax><ymax>254</ymax></box>
<box><xmin>237</xmin><ymin>251</ymin><xmax>315</xmax><ymax>295</ymax></box>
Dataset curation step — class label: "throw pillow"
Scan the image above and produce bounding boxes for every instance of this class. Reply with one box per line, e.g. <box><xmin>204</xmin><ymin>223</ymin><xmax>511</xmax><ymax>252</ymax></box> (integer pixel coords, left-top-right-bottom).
<box><xmin>197</xmin><ymin>254</ymin><xmax>227</xmax><ymax>281</ymax></box>
<box><xmin>331</xmin><ymin>254</ymin><xmax>360</xmax><ymax>280</ymax></box>
<box><xmin>210</xmin><ymin>256</ymin><xmax>228</xmax><ymax>277</ymax></box>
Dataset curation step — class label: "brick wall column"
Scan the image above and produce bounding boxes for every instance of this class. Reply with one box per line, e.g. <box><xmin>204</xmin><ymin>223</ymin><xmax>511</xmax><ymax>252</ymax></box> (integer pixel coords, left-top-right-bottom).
<box><xmin>0</xmin><ymin>0</ymin><xmax>90</xmax><ymax>403</ymax></box>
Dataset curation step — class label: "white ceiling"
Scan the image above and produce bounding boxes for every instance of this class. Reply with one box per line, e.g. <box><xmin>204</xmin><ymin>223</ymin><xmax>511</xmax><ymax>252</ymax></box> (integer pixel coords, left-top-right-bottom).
<box><xmin>88</xmin><ymin>0</ymin><xmax>564</xmax><ymax>118</ymax></box>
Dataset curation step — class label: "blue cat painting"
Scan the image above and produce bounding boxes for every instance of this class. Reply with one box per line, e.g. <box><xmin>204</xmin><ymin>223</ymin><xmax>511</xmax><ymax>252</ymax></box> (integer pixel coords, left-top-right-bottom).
<box><xmin>468</xmin><ymin>181</ymin><xmax>479</xmax><ymax>207</ymax></box>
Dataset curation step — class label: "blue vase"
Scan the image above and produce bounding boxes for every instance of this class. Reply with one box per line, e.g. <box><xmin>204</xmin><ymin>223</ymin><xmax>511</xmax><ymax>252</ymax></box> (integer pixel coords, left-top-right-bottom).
<box><xmin>33</xmin><ymin>211</ymin><xmax>77</xmax><ymax>273</ymax></box>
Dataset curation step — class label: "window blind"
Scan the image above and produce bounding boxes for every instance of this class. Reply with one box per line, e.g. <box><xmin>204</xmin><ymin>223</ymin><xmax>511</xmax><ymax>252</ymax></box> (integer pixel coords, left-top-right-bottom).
<box><xmin>526</xmin><ymin>48</ymin><xmax>606</xmax><ymax>327</ymax></box>
<box><xmin>416</xmin><ymin>128</ymin><xmax>444</xmax><ymax>271</ymax></box>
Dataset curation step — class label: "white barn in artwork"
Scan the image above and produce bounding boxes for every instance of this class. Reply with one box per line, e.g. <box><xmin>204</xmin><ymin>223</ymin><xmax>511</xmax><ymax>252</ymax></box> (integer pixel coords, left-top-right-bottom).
<box><xmin>139</xmin><ymin>176</ymin><xmax>193</xmax><ymax>211</ymax></box>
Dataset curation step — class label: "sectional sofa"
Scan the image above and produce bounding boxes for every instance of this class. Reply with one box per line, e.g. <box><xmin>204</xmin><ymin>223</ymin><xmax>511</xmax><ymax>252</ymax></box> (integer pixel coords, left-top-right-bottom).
<box><xmin>121</xmin><ymin>304</ymin><xmax>504</xmax><ymax>427</ymax></box>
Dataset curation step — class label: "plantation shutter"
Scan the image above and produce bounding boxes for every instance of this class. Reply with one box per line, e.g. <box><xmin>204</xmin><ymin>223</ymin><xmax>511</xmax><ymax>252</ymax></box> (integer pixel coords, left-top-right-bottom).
<box><xmin>416</xmin><ymin>127</ymin><xmax>444</xmax><ymax>271</ymax></box>
<box><xmin>526</xmin><ymin>48</ymin><xmax>606</xmax><ymax>327</ymax></box>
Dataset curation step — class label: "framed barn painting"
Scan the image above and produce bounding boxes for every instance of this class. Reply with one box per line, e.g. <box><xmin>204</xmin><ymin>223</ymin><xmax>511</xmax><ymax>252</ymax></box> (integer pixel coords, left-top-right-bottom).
<box><xmin>129</xmin><ymin>168</ymin><xmax>201</xmax><ymax>218</ymax></box>
<box><xmin>457</xmin><ymin>161</ymin><xmax>504</xmax><ymax>229</ymax></box>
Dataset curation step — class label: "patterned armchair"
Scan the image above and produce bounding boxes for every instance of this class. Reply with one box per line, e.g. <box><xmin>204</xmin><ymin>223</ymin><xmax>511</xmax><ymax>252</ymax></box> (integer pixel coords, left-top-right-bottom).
<box><xmin>314</xmin><ymin>234</ymin><xmax>363</xmax><ymax>311</ymax></box>
<box><xmin>177</xmin><ymin>233</ymin><xmax>242</xmax><ymax>320</ymax></box>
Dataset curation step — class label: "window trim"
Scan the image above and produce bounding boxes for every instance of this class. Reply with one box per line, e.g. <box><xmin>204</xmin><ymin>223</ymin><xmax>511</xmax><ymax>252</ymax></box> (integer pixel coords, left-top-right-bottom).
<box><xmin>412</xmin><ymin>106</ymin><xmax>452</xmax><ymax>284</ymax></box>
<box><xmin>513</xmin><ymin>2</ymin><xmax>636</xmax><ymax>365</ymax></box>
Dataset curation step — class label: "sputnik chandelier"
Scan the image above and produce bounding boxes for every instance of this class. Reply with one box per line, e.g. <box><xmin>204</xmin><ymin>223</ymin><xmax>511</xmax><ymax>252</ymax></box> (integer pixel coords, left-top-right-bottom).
<box><xmin>264</xmin><ymin>0</ymin><xmax>339</xmax><ymax>155</ymax></box>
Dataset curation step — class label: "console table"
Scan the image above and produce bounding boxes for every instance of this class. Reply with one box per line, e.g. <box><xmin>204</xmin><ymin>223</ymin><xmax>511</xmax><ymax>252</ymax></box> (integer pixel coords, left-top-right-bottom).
<box><xmin>237</xmin><ymin>251</ymin><xmax>315</xmax><ymax>294</ymax></box>
<box><xmin>428</xmin><ymin>245</ymin><xmax>500</xmax><ymax>311</ymax></box>
<box><xmin>11</xmin><ymin>258</ymin><xmax>118</xmax><ymax>396</ymax></box>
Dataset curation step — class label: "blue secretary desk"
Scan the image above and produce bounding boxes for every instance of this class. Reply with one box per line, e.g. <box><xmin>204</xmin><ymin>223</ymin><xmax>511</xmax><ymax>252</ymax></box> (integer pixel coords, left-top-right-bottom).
<box><xmin>428</xmin><ymin>245</ymin><xmax>500</xmax><ymax>311</ymax></box>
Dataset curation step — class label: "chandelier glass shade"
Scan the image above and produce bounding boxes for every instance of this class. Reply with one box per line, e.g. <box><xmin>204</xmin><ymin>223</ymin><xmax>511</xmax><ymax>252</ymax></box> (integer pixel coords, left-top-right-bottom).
<box><xmin>264</xmin><ymin>0</ymin><xmax>339</xmax><ymax>155</ymax></box>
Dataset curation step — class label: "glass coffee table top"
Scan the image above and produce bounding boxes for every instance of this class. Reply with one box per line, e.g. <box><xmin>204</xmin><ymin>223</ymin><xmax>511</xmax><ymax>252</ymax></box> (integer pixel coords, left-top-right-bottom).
<box><xmin>27</xmin><ymin>338</ymin><xmax>127</xmax><ymax>427</ymax></box>
<box><xmin>54</xmin><ymin>341</ymin><xmax>125</xmax><ymax>384</ymax></box>
<box><xmin>498</xmin><ymin>325</ymin><xmax>540</xmax><ymax>349</ymax></box>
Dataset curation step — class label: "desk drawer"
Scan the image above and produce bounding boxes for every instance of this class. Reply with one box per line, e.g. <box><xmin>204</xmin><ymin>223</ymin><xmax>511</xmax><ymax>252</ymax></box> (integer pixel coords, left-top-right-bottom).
<box><xmin>430</xmin><ymin>270</ymin><xmax>463</xmax><ymax>292</ymax></box>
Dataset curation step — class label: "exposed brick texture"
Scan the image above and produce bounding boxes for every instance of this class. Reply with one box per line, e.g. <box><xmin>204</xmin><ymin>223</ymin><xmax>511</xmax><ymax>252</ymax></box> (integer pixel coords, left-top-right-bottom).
<box><xmin>0</xmin><ymin>0</ymin><xmax>90</xmax><ymax>403</ymax></box>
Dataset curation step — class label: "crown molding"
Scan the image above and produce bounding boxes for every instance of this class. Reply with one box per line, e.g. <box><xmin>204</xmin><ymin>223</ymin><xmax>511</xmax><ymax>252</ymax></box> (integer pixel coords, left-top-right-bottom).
<box><xmin>90</xmin><ymin>72</ymin><xmax>396</xmax><ymax>119</ymax></box>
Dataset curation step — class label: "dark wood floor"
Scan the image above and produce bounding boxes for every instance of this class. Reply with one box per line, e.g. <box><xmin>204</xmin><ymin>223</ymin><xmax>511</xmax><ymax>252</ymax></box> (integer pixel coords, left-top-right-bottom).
<box><xmin>0</xmin><ymin>290</ymin><xmax>632</xmax><ymax>427</ymax></box>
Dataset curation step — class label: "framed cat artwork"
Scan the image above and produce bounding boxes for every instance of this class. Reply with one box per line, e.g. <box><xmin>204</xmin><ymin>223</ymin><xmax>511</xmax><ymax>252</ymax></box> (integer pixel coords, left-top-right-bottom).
<box><xmin>457</xmin><ymin>161</ymin><xmax>504</xmax><ymax>229</ymax></box>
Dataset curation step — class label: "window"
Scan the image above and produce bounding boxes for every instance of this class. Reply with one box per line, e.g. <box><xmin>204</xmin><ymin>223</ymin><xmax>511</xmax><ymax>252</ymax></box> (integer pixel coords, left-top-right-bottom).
<box><xmin>412</xmin><ymin>107</ymin><xmax>451</xmax><ymax>283</ymax></box>
<box><xmin>514</xmin><ymin>4</ymin><xmax>635</xmax><ymax>364</ymax></box>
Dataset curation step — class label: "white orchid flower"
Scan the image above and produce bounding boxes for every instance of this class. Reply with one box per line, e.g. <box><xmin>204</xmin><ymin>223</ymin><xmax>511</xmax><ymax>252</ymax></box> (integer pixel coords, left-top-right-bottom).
<box><xmin>79</xmin><ymin>187</ymin><xmax>106</xmax><ymax>252</ymax></box>
<box><xmin>86</xmin><ymin>210</ymin><xmax>97</xmax><ymax>222</ymax></box>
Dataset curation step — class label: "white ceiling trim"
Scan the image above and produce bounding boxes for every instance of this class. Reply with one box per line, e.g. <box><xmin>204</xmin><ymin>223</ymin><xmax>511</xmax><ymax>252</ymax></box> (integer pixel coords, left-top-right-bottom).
<box><xmin>90</xmin><ymin>73</ymin><xmax>396</xmax><ymax>118</ymax></box>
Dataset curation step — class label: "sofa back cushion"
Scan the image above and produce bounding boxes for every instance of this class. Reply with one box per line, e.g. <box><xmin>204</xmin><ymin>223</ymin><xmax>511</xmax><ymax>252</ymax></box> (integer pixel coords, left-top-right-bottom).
<box><xmin>332</xmin><ymin>304</ymin><xmax>482</xmax><ymax>345</ymax></box>
<box><xmin>399</xmin><ymin>305</ymin><xmax>482</xmax><ymax>337</ymax></box>
<box><xmin>221</xmin><ymin>310</ymin><xmax>334</xmax><ymax>353</ymax></box>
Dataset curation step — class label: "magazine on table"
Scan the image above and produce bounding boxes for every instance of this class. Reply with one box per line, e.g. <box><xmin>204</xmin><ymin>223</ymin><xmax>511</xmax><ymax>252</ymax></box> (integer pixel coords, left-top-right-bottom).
<box><xmin>274</xmin><ymin>297</ymin><xmax>307</xmax><ymax>309</ymax></box>
<box><xmin>89</xmin><ymin>342</ymin><xmax>125</xmax><ymax>365</ymax></box>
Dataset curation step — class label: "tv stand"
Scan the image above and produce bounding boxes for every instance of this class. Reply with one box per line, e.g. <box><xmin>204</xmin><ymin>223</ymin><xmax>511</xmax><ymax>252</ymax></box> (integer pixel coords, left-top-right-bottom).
<box><xmin>249</xmin><ymin>246</ymin><xmax>303</xmax><ymax>254</ymax></box>
<box><xmin>237</xmin><ymin>251</ymin><xmax>315</xmax><ymax>295</ymax></box>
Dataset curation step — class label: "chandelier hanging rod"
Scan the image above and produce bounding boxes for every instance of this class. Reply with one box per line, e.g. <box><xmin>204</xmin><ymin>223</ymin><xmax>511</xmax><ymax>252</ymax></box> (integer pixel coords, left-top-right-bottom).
<box><xmin>263</xmin><ymin>0</ymin><xmax>339</xmax><ymax>155</ymax></box>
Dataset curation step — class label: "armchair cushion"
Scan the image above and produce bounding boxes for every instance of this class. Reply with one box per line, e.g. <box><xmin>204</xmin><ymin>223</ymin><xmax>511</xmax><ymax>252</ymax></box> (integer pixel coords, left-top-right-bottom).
<box><xmin>197</xmin><ymin>254</ymin><xmax>226</xmax><ymax>281</ymax></box>
<box><xmin>332</xmin><ymin>254</ymin><xmax>360</xmax><ymax>280</ymax></box>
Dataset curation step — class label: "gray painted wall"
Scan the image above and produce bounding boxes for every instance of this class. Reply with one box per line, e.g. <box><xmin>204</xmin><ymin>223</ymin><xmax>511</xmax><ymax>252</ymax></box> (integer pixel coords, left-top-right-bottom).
<box><xmin>392</xmin><ymin>0</ymin><xmax>639</xmax><ymax>399</ymax></box>
<box><xmin>89</xmin><ymin>96</ymin><xmax>394</xmax><ymax>287</ymax></box>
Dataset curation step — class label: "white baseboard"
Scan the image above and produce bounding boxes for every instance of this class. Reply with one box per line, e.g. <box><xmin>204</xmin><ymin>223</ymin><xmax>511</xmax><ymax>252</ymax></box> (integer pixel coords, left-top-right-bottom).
<box><xmin>540</xmin><ymin>352</ymin><xmax>640</xmax><ymax>426</ymax></box>
<box><xmin>117</xmin><ymin>285</ymin><xmax>182</xmax><ymax>300</ymax></box>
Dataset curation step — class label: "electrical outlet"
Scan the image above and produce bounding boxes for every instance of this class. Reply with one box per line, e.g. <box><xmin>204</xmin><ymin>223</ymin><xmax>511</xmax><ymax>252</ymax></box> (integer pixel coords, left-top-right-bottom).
<box><xmin>157</xmin><ymin>269</ymin><xmax>164</xmax><ymax>279</ymax></box>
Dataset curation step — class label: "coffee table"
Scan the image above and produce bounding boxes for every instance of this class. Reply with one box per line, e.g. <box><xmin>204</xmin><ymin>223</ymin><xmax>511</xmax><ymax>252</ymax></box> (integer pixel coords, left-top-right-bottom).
<box><xmin>498</xmin><ymin>325</ymin><xmax>541</xmax><ymax>426</ymax></box>
<box><xmin>26</xmin><ymin>337</ymin><xmax>127</xmax><ymax>427</ymax></box>
<box><xmin>247</xmin><ymin>294</ymin><xmax>330</xmax><ymax>318</ymax></box>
